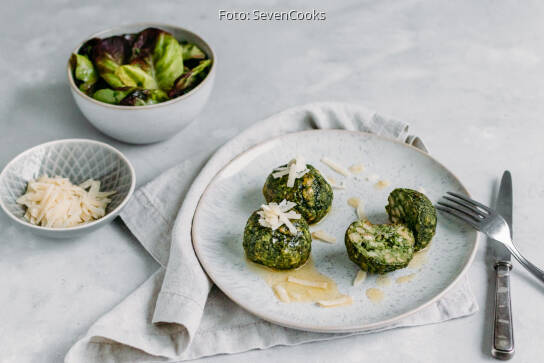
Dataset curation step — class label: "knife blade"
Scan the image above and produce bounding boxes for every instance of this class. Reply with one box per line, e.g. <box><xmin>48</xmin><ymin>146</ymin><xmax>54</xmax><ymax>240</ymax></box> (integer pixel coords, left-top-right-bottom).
<box><xmin>495</xmin><ymin>171</ymin><xmax>513</xmax><ymax>262</ymax></box>
<box><xmin>491</xmin><ymin>170</ymin><xmax>514</xmax><ymax>360</ymax></box>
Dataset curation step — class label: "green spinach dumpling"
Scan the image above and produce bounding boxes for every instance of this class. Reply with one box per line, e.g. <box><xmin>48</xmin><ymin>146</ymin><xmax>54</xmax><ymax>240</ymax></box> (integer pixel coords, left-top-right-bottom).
<box><xmin>243</xmin><ymin>200</ymin><xmax>312</xmax><ymax>270</ymax></box>
<box><xmin>263</xmin><ymin>158</ymin><xmax>333</xmax><ymax>224</ymax></box>
<box><xmin>345</xmin><ymin>219</ymin><xmax>415</xmax><ymax>274</ymax></box>
<box><xmin>385</xmin><ymin>188</ymin><xmax>437</xmax><ymax>251</ymax></box>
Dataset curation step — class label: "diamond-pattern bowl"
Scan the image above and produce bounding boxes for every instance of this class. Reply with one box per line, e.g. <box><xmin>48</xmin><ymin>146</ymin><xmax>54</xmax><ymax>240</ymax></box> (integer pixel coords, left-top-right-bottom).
<box><xmin>0</xmin><ymin>139</ymin><xmax>135</xmax><ymax>238</ymax></box>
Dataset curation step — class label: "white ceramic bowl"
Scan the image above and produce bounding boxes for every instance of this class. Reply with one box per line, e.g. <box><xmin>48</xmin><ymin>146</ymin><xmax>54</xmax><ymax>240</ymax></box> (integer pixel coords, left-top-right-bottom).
<box><xmin>0</xmin><ymin>139</ymin><xmax>136</xmax><ymax>238</ymax></box>
<box><xmin>67</xmin><ymin>23</ymin><xmax>216</xmax><ymax>144</ymax></box>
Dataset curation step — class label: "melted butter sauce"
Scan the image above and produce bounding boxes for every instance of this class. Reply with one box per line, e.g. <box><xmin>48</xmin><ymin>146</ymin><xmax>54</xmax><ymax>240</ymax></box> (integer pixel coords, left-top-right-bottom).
<box><xmin>248</xmin><ymin>259</ymin><xmax>351</xmax><ymax>306</ymax></box>
<box><xmin>355</xmin><ymin>247</ymin><xmax>430</xmax><ymax>302</ymax></box>
<box><xmin>349</xmin><ymin>164</ymin><xmax>365</xmax><ymax>174</ymax></box>
<box><xmin>347</xmin><ymin>197</ymin><xmax>360</xmax><ymax>208</ymax></box>
<box><xmin>249</xmin><ymin>244</ymin><xmax>430</xmax><ymax>306</ymax></box>
<box><xmin>407</xmin><ymin>248</ymin><xmax>429</xmax><ymax>269</ymax></box>
<box><xmin>365</xmin><ymin>288</ymin><xmax>384</xmax><ymax>302</ymax></box>
<box><xmin>396</xmin><ymin>273</ymin><xmax>416</xmax><ymax>284</ymax></box>
<box><xmin>376</xmin><ymin>274</ymin><xmax>391</xmax><ymax>286</ymax></box>
<box><xmin>374</xmin><ymin>180</ymin><xmax>390</xmax><ymax>189</ymax></box>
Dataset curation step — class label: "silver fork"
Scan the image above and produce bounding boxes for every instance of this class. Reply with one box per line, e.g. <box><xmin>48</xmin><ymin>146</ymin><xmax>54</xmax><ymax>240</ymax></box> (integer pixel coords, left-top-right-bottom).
<box><xmin>437</xmin><ymin>192</ymin><xmax>544</xmax><ymax>284</ymax></box>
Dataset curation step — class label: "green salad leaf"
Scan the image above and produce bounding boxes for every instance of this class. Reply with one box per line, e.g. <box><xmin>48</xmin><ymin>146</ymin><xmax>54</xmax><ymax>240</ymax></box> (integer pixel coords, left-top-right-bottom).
<box><xmin>125</xmin><ymin>28</ymin><xmax>184</xmax><ymax>90</ymax></box>
<box><xmin>72</xmin><ymin>27</ymin><xmax>211</xmax><ymax>106</ymax></box>
<box><xmin>92</xmin><ymin>89</ymin><xmax>130</xmax><ymax>104</ymax></box>
<box><xmin>70</xmin><ymin>54</ymin><xmax>98</xmax><ymax>93</ymax></box>
<box><xmin>116</xmin><ymin>64</ymin><xmax>158</xmax><ymax>89</ymax></box>
<box><xmin>182</xmin><ymin>43</ymin><xmax>206</xmax><ymax>60</ymax></box>
<box><xmin>169</xmin><ymin>59</ymin><xmax>212</xmax><ymax>98</ymax></box>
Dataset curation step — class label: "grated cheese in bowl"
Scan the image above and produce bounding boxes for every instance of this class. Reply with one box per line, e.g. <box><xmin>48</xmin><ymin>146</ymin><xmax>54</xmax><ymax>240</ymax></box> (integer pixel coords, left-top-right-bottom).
<box><xmin>16</xmin><ymin>175</ymin><xmax>115</xmax><ymax>228</ymax></box>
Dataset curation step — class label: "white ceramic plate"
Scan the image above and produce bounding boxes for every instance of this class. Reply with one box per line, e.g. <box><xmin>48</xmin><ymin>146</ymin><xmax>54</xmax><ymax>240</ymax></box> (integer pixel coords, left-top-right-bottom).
<box><xmin>192</xmin><ymin>130</ymin><xmax>478</xmax><ymax>332</ymax></box>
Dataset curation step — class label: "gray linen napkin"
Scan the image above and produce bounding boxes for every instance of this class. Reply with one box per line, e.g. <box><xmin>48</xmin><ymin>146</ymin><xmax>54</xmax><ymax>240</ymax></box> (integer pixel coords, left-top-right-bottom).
<box><xmin>65</xmin><ymin>102</ymin><xmax>478</xmax><ymax>362</ymax></box>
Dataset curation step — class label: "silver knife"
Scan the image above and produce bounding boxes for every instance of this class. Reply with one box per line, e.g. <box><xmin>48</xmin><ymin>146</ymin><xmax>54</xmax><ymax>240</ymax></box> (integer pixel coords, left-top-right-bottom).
<box><xmin>491</xmin><ymin>170</ymin><xmax>515</xmax><ymax>360</ymax></box>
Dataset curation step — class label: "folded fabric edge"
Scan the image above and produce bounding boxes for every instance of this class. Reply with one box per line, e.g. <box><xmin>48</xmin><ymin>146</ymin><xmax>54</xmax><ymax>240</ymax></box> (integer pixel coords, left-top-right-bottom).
<box><xmin>65</xmin><ymin>270</ymin><xmax>206</xmax><ymax>362</ymax></box>
<box><xmin>120</xmin><ymin>189</ymin><xmax>172</xmax><ymax>268</ymax></box>
<box><xmin>181</xmin><ymin>283</ymin><xmax>479</xmax><ymax>361</ymax></box>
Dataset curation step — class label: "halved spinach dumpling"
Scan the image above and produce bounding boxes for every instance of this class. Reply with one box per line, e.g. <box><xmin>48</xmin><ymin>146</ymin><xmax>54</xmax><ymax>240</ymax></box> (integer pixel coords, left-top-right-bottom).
<box><xmin>243</xmin><ymin>202</ymin><xmax>312</xmax><ymax>270</ymax></box>
<box><xmin>263</xmin><ymin>161</ymin><xmax>333</xmax><ymax>224</ymax></box>
<box><xmin>385</xmin><ymin>188</ymin><xmax>437</xmax><ymax>251</ymax></box>
<box><xmin>345</xmin><ymin>219</ymin><xmax>415</xmax><ymax>274</ymax></box>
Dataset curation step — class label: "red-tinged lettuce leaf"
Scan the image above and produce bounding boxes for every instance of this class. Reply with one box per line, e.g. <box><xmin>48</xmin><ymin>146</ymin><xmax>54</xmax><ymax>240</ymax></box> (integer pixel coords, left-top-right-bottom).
<box><xmin>168</xmin><ymin>59</ymin><xmax>211</xmax><ymax>98</ymax></box>
<box><xmin>91</xmin><ymin>36</ymin><xmax>131</xmax><ymax>89</ymax></box>
<box><xmin>119</xmin><ymin>89</ymin><xmax>169</xmax><ymax>106</ymax></box>
<box><xmin>78</xmin><ymin>38</ymin><xmax>99</xmax><ymax>58</ymax></box>
<box><xmin>126</xmin><ymin>27</ymin><xmax>184</xmax><ymax>91</ymax></box>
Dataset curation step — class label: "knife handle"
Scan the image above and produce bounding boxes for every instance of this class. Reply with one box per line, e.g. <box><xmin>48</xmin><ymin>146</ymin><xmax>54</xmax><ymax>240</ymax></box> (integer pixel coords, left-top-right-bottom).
<box><xmin>492</xmin><ymin>262</ymin><xmax>514</xmax><ymax>360</ymax></box>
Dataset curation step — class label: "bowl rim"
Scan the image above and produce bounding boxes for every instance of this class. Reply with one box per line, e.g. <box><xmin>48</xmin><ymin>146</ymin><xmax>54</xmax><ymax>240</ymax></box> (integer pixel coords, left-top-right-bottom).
<box><xmin>0</xmin><ymin>138</ymin><xmax>136</xmax><ymax>232</ymax></box>
<box><xmin>67</xmin><ymin>22</ymin><xmax>216</xmax><ymax>110</ymax></box>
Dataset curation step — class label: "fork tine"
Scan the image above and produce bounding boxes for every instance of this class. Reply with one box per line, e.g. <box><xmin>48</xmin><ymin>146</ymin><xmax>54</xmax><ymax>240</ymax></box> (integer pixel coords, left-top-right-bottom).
<box><xmin>446</xmin><ymin>192</ymin><xmax>492</xmax><ymax>213</ymax></box>
<box><xmin>437</xmin><ymin>202</ymin><xmax>482</xmax><ymax>222</ymax></box>
<box><xmin>437</xmin><ymin>201</ymin><xmax>481</xmax><ymax>221</ymax></box>
<box><xmin>436</xmin><ymin>204</ymin><xmax>480</xmax><ymax>229</ymax></box>
<box><xmin>443</xmin><ymin>196</ymin><xmax>488</xmax><ymax>217</ymax></box>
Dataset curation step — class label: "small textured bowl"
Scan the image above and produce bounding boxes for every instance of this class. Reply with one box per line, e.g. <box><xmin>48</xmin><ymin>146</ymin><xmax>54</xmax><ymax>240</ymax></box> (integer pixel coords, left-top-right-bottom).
<box><xmin>0</xmin><ymin>139</ymin><xmax>135</xmax><ymax>238</ymax></box>
<box><xmin>67</xmin><ymin>23</ymin><xmax>216</xmax><ymax>144</ymax></box>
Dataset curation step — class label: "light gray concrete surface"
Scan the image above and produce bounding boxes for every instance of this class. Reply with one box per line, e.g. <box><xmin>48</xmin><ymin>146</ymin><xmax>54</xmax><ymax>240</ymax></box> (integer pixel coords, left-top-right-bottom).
<box><xmin>1</xmin><ymin>0</ymin><xmax>543</xmax><ymax>362</ymax></box>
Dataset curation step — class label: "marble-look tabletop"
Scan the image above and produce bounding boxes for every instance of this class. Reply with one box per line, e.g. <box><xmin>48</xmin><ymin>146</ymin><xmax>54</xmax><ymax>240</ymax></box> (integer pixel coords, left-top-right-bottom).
<box><xmin>1</xmin><ymin>0</ymin><xmax>543</xmax><ymax>362</ymax></box>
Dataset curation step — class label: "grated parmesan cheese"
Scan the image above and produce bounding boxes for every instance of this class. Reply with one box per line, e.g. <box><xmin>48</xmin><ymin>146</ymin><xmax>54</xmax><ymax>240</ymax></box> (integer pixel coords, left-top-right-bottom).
<box><xmin>325</xmin><ymin>176</ymin><xmax>345</xmax><ymax>190</ymax></box>
<box><xmin>321</xmin><ymin>157</ymin><xmax>350</xmax><ymax>176</ymax></box>
<box><xmin>287</xmin><ymin>276</ymin><xmax>328</xmax><ymax>289</ymax></box>
<box><xmin>356</xmin><ymin>203</ymin><xmax>366</xmax><ymax>220</ymax></box>
<box><xmin>311</xmin><ymin>230</ymin><xmax>337</xmax><ymax>243</ymax></box>
<box><xmin>347</xmin><ymin>197</ymin><xmax>365</xmax><ymax>219</ymax></box>
<box><xmin>257</xmin><ymin>200</ymin><xmax>301</xmax><ymax>234</ymax></box>
<box><xmin>273</xmin><ymin>284</ymin><xmax>290</xmax><ymax>302</ymax></box>
<box><xmin>353</xmin><ymin>270</ymin><xmax>367</xmax><ymax>286</ymax></box>
<box><xmin>317</xmin><ymin>295</ymin><xmax>353</xmax><ymax>307</ymax></box>
<box><xmin>272</xmin><ymin>156</ymin><xmax>309</xmax><ymax>188</ymax></box>
<box><xmin>16</xmin><ymin>175</ymin><xmax>115</xmax><ymax>228</ymax></box>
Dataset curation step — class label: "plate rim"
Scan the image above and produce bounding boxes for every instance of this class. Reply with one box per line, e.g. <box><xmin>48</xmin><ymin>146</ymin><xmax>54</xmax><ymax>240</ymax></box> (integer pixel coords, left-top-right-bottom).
<box><xmin>192</xmin><ymin>129</ymin><xmax>479</xmax><ymax>333</ymax></box>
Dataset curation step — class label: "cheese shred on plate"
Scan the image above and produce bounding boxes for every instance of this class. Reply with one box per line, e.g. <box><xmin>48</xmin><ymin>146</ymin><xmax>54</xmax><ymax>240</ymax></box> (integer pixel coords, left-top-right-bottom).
<box><xmin>317</xmin><ymin>295</ymin><xmax>353</xmax><ymax>307</ymax></box>
<box><xmin>321</xmin><ymin>157</ymin><xmax>350</xmax><ymax>176</ymax></box>
<box><xmin>353</xmin><ymin>270</ymin><xmax>367</xmax><ymax>286</ymax></box>
<box><xmin>257</xmin><ymin>200</ymin><xmax>301</xmax><ymax>234</ymax></box>
<box><xmin>311</xmin><ymin>230</ymin><xmax>337</xmax><ymax>243</ymax></box>
<box><xmin>16</xmin><ymin>175</ymin><xmax>115</xmax><ymax>228</ymax></box>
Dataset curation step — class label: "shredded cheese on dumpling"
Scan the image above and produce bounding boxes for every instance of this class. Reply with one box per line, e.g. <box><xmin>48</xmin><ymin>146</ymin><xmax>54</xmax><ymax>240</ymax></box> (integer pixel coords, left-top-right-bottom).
<box><xmin>257</xmin><ymin>199</ymin><xmax>301</xmax><ymax>234</ymax></box>
<box><xmin>272</xmin><ymin>156</ymin><xmax>309</xmax><ymax>188</ymax></box>
<box><xmin>16</xmin><ymin>175</ymin><xmax>115</xmax><ymax>228</ymax></box>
